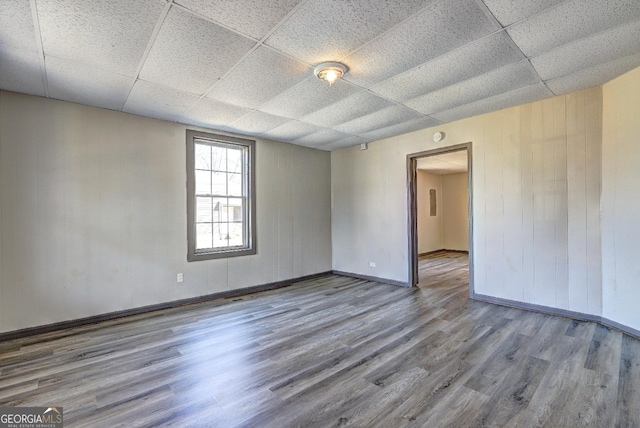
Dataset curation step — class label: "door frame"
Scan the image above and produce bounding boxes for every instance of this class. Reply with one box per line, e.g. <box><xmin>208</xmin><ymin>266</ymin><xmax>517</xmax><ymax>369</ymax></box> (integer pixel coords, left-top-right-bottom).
<box><xmin>406</xmin><ymin>142</ymin><xmax>474</xmax><ymax>296</ymax></box>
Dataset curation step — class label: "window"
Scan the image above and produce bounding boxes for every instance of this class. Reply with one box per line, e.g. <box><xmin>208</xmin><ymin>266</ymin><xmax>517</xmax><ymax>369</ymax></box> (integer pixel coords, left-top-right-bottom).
<box><xmin>187</xmin><ymin>130</ymin><xmax>256</xmax><ymax>261</ymax></box>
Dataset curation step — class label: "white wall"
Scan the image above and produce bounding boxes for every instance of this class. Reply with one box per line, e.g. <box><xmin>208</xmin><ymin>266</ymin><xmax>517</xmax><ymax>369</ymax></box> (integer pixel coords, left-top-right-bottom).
<box><xmin>417</xmin><ymin>171</ymin><xmax>468</xmax><ymax>253</ymax></box>
<box><xmin>442</xmin><ymin>172</ymin><xmax>468</xmax><ymax>251</ymax></box>
<box><xmin>602</xmin><ymin>67</ymin><xmax>640</xmax><ymax>332</ymax></box>
<box><xmin>0</xmin><ymin>91</ymin><xmax>332</xmax><ymax>333</ymax></box>
<box><xmin>332</xmin><ymin>87</ymin><xmax>602</xmax><ymax>316</ymax></box>
<box><xmin>417</xmin><ymin>170</ymin><xmax>442</xmax><ymax>253</ymax></box>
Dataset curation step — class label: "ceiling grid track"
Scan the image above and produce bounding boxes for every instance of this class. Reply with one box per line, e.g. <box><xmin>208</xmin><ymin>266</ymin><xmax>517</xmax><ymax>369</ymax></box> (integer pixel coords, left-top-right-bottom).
<box><xmin>120</xmin><ymin>0</ymin><xmax>175</xmax><ymax>112</ymax></box>
<box><xmin>337</xmin><ymin>0</ymin><xmax>445</xmax><ymax>64</ymax></box>
<box><xmin>30</xmin><ymin>0</ymin><xmax>49</xmax><ymax>98</ymax></box>
<box><xmin>175</xmin><ymin>0</ymin><xmax>313</xmax><ymax>124</ymax></box>
<box><xmin>473</xmin><ymin>0</ymin><xmax>556</xmax><ymax>96</ymax></box>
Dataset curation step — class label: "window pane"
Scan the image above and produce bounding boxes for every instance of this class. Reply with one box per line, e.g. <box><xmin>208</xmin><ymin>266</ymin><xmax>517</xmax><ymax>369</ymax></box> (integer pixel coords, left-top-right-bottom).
<box><xmin>195</xmin><ymin>170</ymin><xmax>211</xmax><ymax>195</ymax></box>
<box><xmin>227</xmin><ymin>147</ymin><xmax>242</xmax><ymax>173</ymax></box>
<box><xmin>196</xmin><ymin>197</ymin><xmax>212</xmax><ymax>222</ymax></box>
<box><xmin>195</xmin><ymin>143</ymin><xmax>211</xmax><ymax>170</ymax></box>
<box><xmin>188</xmin><ymin>130</ymin><xmax>255</xmax><ymax>260</ymax></box>
<box><xmin>212</xmin><ymin>146</ymin><xmax>227</xmax><ymax>172</ymax></box>
<box><xmin>229</xmin><ymin>222</ymin><xmax>244</xmax><ymax>247</ymax></box>
<box><xmin>212</xmin><ymin>197</ymin><xmax>228</xmax><ymax>222</ymax></box>
<box><xmin>213</xmin><ymin>223</ymin><xmax>229</xmax><ymax>248</ymax></box>
<box><xmin>228</xmin><ymin>173</ymin><xmax>242</xmax><ymax>196</ymax></box>
<box><xmin>228</xmin><ymin>197</ymin><xmax>243</xmax><ymax>222</ymax></box>
<box><xmin>196</xmin><ymin>223</ymin><xmax>213</xmax><ymax>249</ymax></box>
<box><xmin>212</xmin><ymin>171</ymin><xmax>226</xmax><ymax>195</ymax></box>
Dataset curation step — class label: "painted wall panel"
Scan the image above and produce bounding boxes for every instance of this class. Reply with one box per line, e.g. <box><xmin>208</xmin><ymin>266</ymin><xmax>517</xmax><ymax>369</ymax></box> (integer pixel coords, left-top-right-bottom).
<box><xmin>553</xmin><ymin>98</ymin><xmax>569</xmax><ymax>310</ymax></box>
<box><xmin>500</xmin><ymin>107</ymin><xmax>523</xmax><ymax>301</ymax></box>
<box><xmin>471</xmin><ymin>120</ymin><xmax>487</xmax><ymax>296</ymax></box>
<box><xmin>441</xmin><ymin>173</ymin><xmax>468</xmax><ymax>252</ymax></box>
<box><xmin>585</xmin><ymin>88</ymin><xmax>603</xmax><ymax>316</ymax></box>
<box><xmin>483</xmin><ymin>111</ymin><xmax>505</xmax><ymax>298</ymax></box>
<box><xmin>520</xmin><ymin>103</ymin><xmax>535</xmax><ymax>305</ymax></box>
<box><xmin>602</xmin><ymin>67</ymin><xmax>640</xmax><ymax>332</ymax></box>
<box><xmin>566</xmin><ymin>90</ymin><xmax>589</xmax><ymax>313</ymax></box>
<box><xmin>417</xmin><ymin>170</ymin><xmax>442</xmax><ymax>253</ymax></box>
<box><xmin>0</xmin><ymin>91</ymin><xmax>332</xmax><ymax>333</ymax></box>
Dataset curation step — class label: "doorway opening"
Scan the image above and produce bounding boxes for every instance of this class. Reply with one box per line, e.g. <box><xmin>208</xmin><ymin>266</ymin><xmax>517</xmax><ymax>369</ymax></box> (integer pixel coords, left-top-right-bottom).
<box><xmin>407</xmin><ymin>143</ymin><xmax>473</xmax><ymax>296</ymax></box>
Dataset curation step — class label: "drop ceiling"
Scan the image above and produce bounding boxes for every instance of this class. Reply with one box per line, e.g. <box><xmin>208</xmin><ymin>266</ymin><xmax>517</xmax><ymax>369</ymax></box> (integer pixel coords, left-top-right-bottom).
<box><xmin>417</xmin><ymin>150</ymin><xmax>468</xmax><ymax>174</ymax></box>
<box><xmin>2</xmin><ymin>0</ymin><xmax>640</xmax><ymax>151</ymax></box>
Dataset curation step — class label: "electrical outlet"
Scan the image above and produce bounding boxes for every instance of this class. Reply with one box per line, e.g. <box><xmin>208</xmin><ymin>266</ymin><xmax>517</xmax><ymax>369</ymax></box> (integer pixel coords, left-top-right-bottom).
<box><xmin>369</xmin><ymin>262</ymin><xmax>376</xmax><ymax>268</ymax></box>
<box><xmin>177</xmin><ymin>273</ymin><xmax>184</xmax><ymax>283</ymax></box>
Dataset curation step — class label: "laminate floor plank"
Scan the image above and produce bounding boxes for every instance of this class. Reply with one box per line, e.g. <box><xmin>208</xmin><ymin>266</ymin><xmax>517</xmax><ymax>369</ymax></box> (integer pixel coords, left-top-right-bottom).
<box><xmin>506</xmin><ymin>337</ymin><xmax>591</xmax><ymax>427</ymax></box>
<box><xmin>615</xmin><ymin>334</ymin><xmax>640</xmax><ymax>428</ymax></box>
<box><xmin>585</xmin><ymin>324</ymin><xmax>623</xmax><ymax>375</ymax></box>
<box><xmin>1</xmin><ymin>252</ymin><xmax>639</xmax><ymax>427</ymax></box>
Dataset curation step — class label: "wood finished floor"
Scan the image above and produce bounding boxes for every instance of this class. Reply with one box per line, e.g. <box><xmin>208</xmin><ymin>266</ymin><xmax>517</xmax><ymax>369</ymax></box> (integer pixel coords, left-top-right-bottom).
<box><xmin>1</xmin><ymin>252</ymin><xmax>639</xmax><ymax>427</ymax></box>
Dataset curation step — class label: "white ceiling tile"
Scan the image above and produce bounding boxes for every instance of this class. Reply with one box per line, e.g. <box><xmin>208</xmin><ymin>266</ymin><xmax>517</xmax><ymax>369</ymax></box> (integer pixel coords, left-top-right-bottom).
<box><xmin>359</xmin><ymin>117</ymin><xmax>441</xmax><ymax>141</ymax></box>
<box><xmin>0</xmin><ymin>0</ymin><xmax>38</xmax><ymax>52</ymax></box>
<box><xmin>122</xmin><ymin>80</ymin><xmax>200</xmax><ymax>122</ymax></box>
<box><xmin>417</xmin><ymin>163</ymin><xmax>467</xmax><ymax>174</ymax></box>
<box><xmin>417</xmin><ymin>165</ymin><xmax>467</xmax><ymax>175</ymax></box>
<box><xmin>431</xmin><ymin>84</ymin><xmax>553</xmax><ymax>123</ymax></box>
<box><xmin>37</xmin><ymin>0</ymin><xmax>165</xmax><ymax>76</ymax></box>
<box><xmin>333</xmin><ymin>105</ymin><xmax>423</xmax><ymax>135</ymax></box>
<box><xmin>206</xmin><ymin>46</ymin><xmax>310</xmax><ymax>109</ymax></box>
<box><xmin>508</xmin><ymin>0</ymin><xmax>640</xmax><ymax>57</ymax></box>
<box><xmin>179</xmin><ymin>97</ymin><xmax>251</xmax><ymax>129</ymax></box>
<box><xmin>370</xmin><ymin>32</ymin><xmax>522</xmax><ymax>102</ymax></box>
<box><xmin>46</xmin><ymin>56</ymin><xmax>132</xmax><ymax>110</ymax></box>
<box><xmin>259</xmin><ymin>77</ymin><xmax>360</xmax><ymax>119</ymax></box>
<box><xmin>482</xmin><ymin>0</ymin><xmax>565</xmax><ymax>27</ymax></box>
<box><xmin>0</xmin><ymin>47</ymin><xmax>45</xmax><ymax>97</ymax></box>
<box><xmin>546</xmin><ymin>52</ymin><xmax>640</xmax><ymax>95</ymax></box>
<box><xmin>302</xmin><ymin>90</ymin><xmax>394</xmax><ymax>127</ymax></box>
<box><xmin>140</xmin><ymin>7</ymin><xmax>255</xmax><ymax>94</ymax></box>
<box><xmin>343</xmin><ymin>0</ymin><xmax>499</xmax><ymax>88</ymax></box>
<box><xmin>293</xmin><ymin>128</ymin><xmax>352</xmax><ymax>146</ymax></box>
<box><xmin>227</xmin><ymin>111</ymin><xmax>291</xmax><ymax>135</ymax></box>
<box><xmin>417</xmin><ymin>150</ymin><xmax>468</xmax><ymax>173</ymax></box>
<box><xmin>174</xmin><ymin>0</ymin><xmax>302</xmax><ymax>40</ymax></box>
<box><xmin>260</xmin><ymin>120</ymin><xmax>324</xmax><ymax>142</ymax></box>
<box><xmin>265</xmin><ymin>0</ymin><xmax>433</xmax><ymax>64</ymax></box>
<box><xmin>532</xmin><ymin>19</ymin><xmax>640</xmax><ymax>80</ymax></box>
<box><xmin>406</xmin><ymin>61</ymin><xmax>539</xmax><ymax>115</ymax></box>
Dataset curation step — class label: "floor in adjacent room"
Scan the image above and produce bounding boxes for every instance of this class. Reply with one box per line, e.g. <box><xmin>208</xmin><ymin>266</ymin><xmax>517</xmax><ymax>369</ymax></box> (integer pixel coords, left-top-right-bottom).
<box><xmin>0</xmin><ymin>251</ymin><xmax>638</xmax><ymax>427</ymax></box>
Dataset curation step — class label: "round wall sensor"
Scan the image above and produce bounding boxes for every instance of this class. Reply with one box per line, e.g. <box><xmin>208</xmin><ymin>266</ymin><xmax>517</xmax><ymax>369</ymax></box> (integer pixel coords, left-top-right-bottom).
<box><xmin>433</xmin><ymin>131</ymin><xmax>445</xmax><ymax>142</ymax></box>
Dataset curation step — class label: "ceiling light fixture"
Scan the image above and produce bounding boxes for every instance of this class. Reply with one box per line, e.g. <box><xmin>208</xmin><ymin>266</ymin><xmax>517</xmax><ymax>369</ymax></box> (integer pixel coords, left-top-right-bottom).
<box><xmin>314</xmin><ymin>62</ymin><xmax>348</xmax><ymax>86</ymax></box>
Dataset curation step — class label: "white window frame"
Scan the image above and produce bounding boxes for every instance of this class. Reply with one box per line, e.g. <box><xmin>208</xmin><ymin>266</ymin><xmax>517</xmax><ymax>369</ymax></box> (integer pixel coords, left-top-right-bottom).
<box><xmin>186</xmin><ymin>130</ymin><xmax>256</xmax><ymax>261</ymax></box>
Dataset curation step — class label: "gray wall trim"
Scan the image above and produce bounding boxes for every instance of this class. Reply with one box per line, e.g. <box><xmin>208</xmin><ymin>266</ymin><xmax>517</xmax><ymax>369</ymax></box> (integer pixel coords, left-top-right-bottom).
<box><xmin>332</xmin><ymin>270</ymin><xmax>410</xmax><ymax>288</ymax></box>
<box><xmin>473</xmin><ymin>293</ymin><xmax>640</xmax><ymax>340</ymax></box>
<box><xmin>600</xmin><ymin>317</ymin><xmax>640</xmax><ymax>341</ymax></box>
<box><xmin>0</xmin><ymin>271</ymin><xmax>333</xmax><ymax>343</ymax></box>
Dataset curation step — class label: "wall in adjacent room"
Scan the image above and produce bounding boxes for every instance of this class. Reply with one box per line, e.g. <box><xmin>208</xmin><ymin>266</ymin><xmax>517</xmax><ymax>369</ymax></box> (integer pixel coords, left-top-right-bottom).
<box><xmin>442</xmin><ymin>172</ymin><xmax>468</xmax><ymax>251</ymax></box>
<box><xmin>0</xmin><ymin>91</ymin><xmax>332</xmax><ymax>333</ymax></box>
<box><xmin>417</xmin><ymin>170</ymin><xmax>442</xmax><ymax>254</ymax></box>
<box><xmin>601</xmin><ymin>66</ymin><xmax>640</xmax><ymax>333</ymax></box>
<box><xmin>332</xmin><ymin>87</ymin><xmax>602</xmax><ymax>317</ymax></box>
